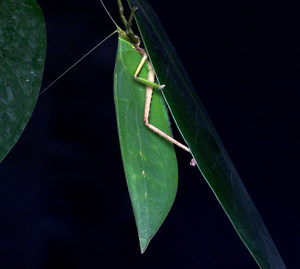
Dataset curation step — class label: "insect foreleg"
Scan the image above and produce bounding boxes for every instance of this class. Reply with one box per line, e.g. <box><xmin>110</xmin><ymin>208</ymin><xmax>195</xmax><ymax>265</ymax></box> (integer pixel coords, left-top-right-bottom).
<box><xmin>117</xmin><ymin>0</ymin><xmax>140</xmax><ymax>45</ymax></box>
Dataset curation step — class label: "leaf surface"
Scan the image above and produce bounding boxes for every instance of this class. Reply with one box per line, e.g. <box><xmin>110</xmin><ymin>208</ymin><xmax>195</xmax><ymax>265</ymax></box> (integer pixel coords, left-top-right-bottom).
<box><xmin>0</xmin><ymin>0</ymin><xmax>46</xmax><ymax>162</ymax></box>
<box><xmin>127</xmin><ymin>0</ymin><xmax>286</xmax><ymax>267</ymax></box>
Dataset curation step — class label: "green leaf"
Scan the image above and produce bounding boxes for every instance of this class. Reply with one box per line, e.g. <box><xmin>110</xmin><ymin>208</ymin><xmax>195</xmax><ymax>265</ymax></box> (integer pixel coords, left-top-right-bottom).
<box><xmin>114</xmin><ymin>37</ymin><xmax>178</xmax><ymax>252</ymax></box>
<box><xmin>0</xmin><ymin>0</ymin><xmax>46</xmax><ymax>162</ymax></box>
<box><xmin>127</xmin><ymin>0</ymin><xmax>286</xmax><ymax>267</ymax></box>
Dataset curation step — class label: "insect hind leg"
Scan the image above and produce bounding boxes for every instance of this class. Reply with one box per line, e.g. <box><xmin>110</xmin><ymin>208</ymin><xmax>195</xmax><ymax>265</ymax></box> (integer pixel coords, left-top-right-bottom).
<box><xmin>144</xmin><ymin>65</ymin><xmax>190</xmax><ymax>153</ymax></box>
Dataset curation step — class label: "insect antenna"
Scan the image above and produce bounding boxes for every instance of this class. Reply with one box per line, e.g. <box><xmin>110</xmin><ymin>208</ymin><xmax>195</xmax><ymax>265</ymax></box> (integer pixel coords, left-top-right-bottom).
<box><xmin>99</xmin><ymin>0</ymin><xmax>119</xmax><ymax>28</ymax></box>
<box><xmin>40</xmin><ymin>30</ymin><xmax>117</xmax><ymax>96</ymax></box>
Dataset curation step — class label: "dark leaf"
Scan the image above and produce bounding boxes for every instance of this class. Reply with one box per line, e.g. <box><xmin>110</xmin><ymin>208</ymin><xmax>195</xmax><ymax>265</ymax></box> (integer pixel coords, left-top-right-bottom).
<box><xmin>0</xmin><ymin>0</ymin><xmax>46</xmax><ymax>162</ymax></box>
<box><xmin>127</xmin><ymin>0</ymin><xmax>286</xmax><ymax>267</ymax></box>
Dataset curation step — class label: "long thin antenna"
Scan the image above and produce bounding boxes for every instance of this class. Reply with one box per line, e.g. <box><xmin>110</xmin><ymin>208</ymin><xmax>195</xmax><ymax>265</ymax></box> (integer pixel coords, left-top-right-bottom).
<box><xmin>99</xmin><ymin>0</ymin><xmax>118</xmax><ymax>27</ymax></box>
<box><xmin>40</xmin><ymin>30</ymin><xmax>117</xmax><ymax>96</ymax></box>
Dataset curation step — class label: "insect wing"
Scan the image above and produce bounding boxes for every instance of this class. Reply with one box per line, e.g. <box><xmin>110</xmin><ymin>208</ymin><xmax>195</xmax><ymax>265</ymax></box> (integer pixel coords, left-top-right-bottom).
<box><xmin>113</xmin><ymin>37</ymin><xmax>178</xmax><ymax>252</ymax></box>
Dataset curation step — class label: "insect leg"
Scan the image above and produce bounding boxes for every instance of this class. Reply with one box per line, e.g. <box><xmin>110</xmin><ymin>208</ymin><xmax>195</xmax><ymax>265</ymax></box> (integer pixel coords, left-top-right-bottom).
<box><xmin>133</xmin><ymin>49</ymin><xmax>165</xmax><ymax>90</ymax></box>
<box><xmin>144</xmin><ymin>68</ymin><xmax>190</xmax><ymax>153</ymax></box>
<box><xmin>117</xmin><ymin>0</ymin><xmax>140</xmax><ymax>45</ymax></box>
<box><xmin>134</xmin><ymin>48</ymin><xmax>196</xmax><ymax>165</ymax></box>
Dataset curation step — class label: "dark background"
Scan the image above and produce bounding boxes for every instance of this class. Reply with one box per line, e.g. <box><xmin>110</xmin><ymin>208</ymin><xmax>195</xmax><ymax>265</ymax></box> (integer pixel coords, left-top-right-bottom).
<box><xmin>0</xmin><ymin>0</ymin><xmax>298</xmax><ymax>268</ymax></box>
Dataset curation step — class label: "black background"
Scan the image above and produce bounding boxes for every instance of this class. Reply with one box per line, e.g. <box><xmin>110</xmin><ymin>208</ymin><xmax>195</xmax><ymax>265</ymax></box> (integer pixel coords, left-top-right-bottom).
<box><xmin>0</xmin><ymin>0</ymin><xmax>298</xmax><ymax>268</ymax></box>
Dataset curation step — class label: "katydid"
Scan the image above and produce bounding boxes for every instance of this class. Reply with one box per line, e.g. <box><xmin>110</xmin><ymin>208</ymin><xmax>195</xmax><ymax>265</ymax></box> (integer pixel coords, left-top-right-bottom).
<box><xmin>101</xmin><ymin>0</ymin><xmax>195</xmax><ymax>252</ymax></box>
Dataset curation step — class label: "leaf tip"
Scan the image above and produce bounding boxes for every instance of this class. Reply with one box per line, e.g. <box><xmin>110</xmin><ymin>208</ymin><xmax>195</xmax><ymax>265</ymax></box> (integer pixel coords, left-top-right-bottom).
<box><xmin>139</xmin><ymin>237</ymin><xmax>151</xmax><ymax>254</ymax></box>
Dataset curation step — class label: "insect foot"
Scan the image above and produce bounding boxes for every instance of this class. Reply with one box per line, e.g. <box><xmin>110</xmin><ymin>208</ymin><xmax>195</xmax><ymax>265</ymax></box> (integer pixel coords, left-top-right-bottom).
<box><xmin>159</xmin><ymin>84</ymin><xmax>166</xmax><ymax>90</ymax></box>
<box><xmin>190</xmin><ymin>158</ymin><xmax>197</xmax><ymax>167</ymax></box>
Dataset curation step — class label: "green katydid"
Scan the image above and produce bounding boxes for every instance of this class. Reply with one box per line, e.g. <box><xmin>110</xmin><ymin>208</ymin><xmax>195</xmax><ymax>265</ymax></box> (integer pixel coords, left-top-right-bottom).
<box><xmin>101</xmin><ymin>0</ymin><xmax>195</xmax><ymax>252</ymax></box>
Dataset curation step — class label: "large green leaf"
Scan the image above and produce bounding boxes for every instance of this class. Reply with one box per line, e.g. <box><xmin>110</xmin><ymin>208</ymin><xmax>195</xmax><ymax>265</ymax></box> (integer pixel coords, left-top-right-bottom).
<box><xmin>0</xmin><ymin>0</ymin><xmax>46</xmax><ymax>162</ymax></box>
<box><xmin>114</xmin><ymin>37</ymin><xmax>178</xmax><ymax>252</ymax></box>
<box><xmin>127</xmin><ymin>0</ymin><xmax>286</xmax><ymax>267</ymax></box>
